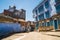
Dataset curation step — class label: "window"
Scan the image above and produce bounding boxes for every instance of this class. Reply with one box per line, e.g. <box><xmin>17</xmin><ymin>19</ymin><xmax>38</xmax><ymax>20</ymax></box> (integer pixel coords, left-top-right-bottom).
<box><xmin>36</xmin><ymin>17</ymin><xmax>38</xmax><ymax>21</ymax></box>
<box><xmin>58</xmin><ymin>19</ymin><xmax>60</xmax><ymax>25</ymax></box>
<box><xmin>55</xmin><ymin>0</ymin><xmax>60</xmax><ymax>4</ymax></box>
<box><xmin>47</xmin><ymin>22</ymin><xmax>50</xmax><ymax>26</ymax></box>
<box><xmin>45</xmin><ymin>0</ymin><xmax>49</xmax><ymax>9</ymax></box>
<box><xmin>50</xmin><ymin>20</ymin><xmax>53</xmax><ymax>26</ymax></box>
<box><xmin>39</xmin><ymin>15</ymin><xmax>41</xmax><ymax>20</ymax></box>
<box><xmin>45</xmin><ymin>11</ymin><xmax>50</xmax><ymax>18</ymax></box>
<box><xmin>42</xmin><ymin>23</ymin><xmax>44</xmax><ymax>26</ymax></box>
<box><xmin>38</xmin><ymin>5</ymin><xmax>44</xmax><ymax>13</ymax></box>
<box><xmin>39</xmin><ymin>14</ymin><xmax>44</xmax><ymax>20</ymax></box>
<box><xmin>56</xmin><ymin>4</ymin><xmax>60</xmax><ymax>13</ymax></box>
<box><xmin>44</xmin><ymin>22</ymin><xmax>46</xmax><ymax>26</ymax></box>
<box><xmin>35</xmin><ymin>10</ymin><xmax>38</xmax><ymax>15</ymax></box>
<box><xmin>41</xmin><ymin>14</ymin><xmax>44</xmax><ymax>20</ymax></box>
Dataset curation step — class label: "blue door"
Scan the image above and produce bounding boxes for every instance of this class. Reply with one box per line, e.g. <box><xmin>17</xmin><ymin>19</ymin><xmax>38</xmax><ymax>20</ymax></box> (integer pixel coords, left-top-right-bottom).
<box><xmin>54</xmin><ymin>20</ymin><xmax>58</xmax><ymax>30</ymax></box>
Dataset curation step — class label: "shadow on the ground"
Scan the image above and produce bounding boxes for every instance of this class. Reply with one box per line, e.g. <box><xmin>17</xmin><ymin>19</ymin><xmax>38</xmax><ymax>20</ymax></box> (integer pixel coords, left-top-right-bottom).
<box><xmin>38</xmin><ymin>30</ymin><xmax>60</xmax><ymax>32</ymax></box>
<box><xmin>45</xmin><ymin>34</ymin><xmax>60</xmax><ymax>37</ymax></box>
<box><xmin>0</xmin><ymin>32</ymin><xmax>28</xmax><ymax>40</ymax></box>
<box><xmin>0</xmin><ymin>33</ymin><xmax>14</xmax><ymax>40</ymax></box>
<box><xmin>38</xmin><ymin>31</ymin><xmax>60</xmax><ymax>37</ymax></box>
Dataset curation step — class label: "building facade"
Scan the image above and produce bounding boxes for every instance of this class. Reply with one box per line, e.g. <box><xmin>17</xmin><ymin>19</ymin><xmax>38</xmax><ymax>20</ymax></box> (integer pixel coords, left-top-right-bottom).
<box><xmin>0</xmin><ymin>6</ymin><xmax>26</xmax><ymax>29</ymax></box>
<box><xmin>3</xmin><ymin>6</ymin><xmax>26</xmax><ymax>20</ymax></box>
<box><xmin>33</xmin><ymin>0</ymin><xmax>60</xmax><ymax>31</ymax></box>
<box><xmin>26</xmin><ymin>21</ymin><xmax>35</xmax><ymax>31</ymax></box>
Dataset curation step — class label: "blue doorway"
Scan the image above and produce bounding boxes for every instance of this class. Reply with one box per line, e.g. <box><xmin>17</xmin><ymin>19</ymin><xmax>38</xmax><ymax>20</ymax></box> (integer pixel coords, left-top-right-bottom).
<box><xmin>54</xmin><ymin>20</ymin><xmax>58</xmax><ymax>30</ymax></box>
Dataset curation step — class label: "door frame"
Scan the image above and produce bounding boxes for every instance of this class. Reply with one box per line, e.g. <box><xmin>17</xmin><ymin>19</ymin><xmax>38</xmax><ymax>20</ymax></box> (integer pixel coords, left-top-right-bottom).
<box><xmin>53</xmin><ymin>19</ymin><xmax>58</xmax><ymax>30</ymax></box>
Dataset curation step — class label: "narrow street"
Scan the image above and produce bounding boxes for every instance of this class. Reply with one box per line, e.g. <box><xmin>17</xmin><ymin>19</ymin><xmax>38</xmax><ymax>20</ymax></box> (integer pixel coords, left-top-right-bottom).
<box><xmin>2</xmin><ymin>32</ymin><xmax>60</xmax><ymax>40</ymax></box>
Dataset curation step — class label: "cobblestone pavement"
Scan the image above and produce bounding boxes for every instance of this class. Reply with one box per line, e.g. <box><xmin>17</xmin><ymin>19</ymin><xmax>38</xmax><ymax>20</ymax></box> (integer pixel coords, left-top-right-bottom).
<box><xmin>2</xmin><ymin>32</ymin><xmax>60</xmax><ymax>40</ymax></box>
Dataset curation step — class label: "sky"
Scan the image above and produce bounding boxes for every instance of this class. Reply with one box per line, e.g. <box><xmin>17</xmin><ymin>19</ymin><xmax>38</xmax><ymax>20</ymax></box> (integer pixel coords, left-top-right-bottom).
<box><xmin>0</xmin><ymin>0</ymin><xmax>42</xmax><ymax>21</ymax></box>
